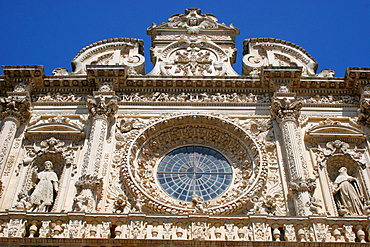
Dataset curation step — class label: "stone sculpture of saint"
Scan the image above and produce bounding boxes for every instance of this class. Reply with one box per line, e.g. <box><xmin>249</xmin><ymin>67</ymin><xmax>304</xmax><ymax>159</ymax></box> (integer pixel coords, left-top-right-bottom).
<box><xmin>29</xmin><ymin>161</ymin><xmax>59</xmax><ymax>212</ymax></box>
<box><xmin>333</xmin><ymin>167</ymin><xmax>363</xmax><ymax>215</ymax></box>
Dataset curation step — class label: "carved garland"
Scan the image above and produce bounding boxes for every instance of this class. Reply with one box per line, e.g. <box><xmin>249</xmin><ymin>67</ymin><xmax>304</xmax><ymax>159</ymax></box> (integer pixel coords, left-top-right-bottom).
<box><xmin>121</xmin><ymin>114</ymin><xmax>268</xmax><ymax>215</ymax></box>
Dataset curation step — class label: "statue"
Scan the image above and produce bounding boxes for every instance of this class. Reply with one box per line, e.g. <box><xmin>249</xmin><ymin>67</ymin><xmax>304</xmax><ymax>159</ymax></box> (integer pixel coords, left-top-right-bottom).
<box><xmin>13</xmin><ymin>193</ymin><xmax>31</xmax><ymax>211</ymax></box>
<box><xmin>192</xmin><ymin>194</ymin><xmax>206</xmax><ymax>213</ymax></box>
<box><xmin>333</xmin><ymin>167</ymin><xmax>363</xmax><ymax>216</ymax></box>
<box><xmin>29</xmin><ymin>161</ymin><xmax>59</xmax><ymax>212</ymax></box>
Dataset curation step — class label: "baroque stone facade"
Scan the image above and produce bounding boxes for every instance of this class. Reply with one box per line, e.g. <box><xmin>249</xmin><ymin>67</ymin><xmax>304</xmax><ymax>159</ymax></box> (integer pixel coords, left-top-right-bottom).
<box><xmin>0</xmin><ymin>8</ymin><xmax>369</xmax><ymax>246</ymax></box>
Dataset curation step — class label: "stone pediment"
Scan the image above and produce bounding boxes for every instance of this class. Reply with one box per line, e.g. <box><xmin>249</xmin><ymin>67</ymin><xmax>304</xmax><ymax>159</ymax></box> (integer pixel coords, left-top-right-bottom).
<box><xmin>71</xmin><ymin>38</ymin><xmax>145</xmax><ymax>75</ymax></box>
<box><xmin>25</xmin><ymin>122</ymin><xmax>85</xmax><ymax>142</ymax></box>
<box><xmin>243</xmin><ymin>38</ymin><xmax>318</xmax><ymax>76</ymax></box>
<box><xmin>305</xmin><ymin>123</ymin><xmax>365</xmax><ymax>145</ymax></box>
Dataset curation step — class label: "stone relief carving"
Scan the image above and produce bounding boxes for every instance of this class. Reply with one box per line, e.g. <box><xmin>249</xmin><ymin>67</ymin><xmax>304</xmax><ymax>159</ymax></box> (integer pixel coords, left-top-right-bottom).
<box><xmin>105</xmin><ymin>161</ymin><xmax>131</xmax><ymax>213</ymax></box>
<box><xmin>86</xmin><ymin>94</ymin><xmax>118</xmax><ymax>121</ymax></box>
<box><xmin>21</xmin><ymin>137</ymin><xmax>76</xmax><ymax>173</ymax></box>
<box><xmin>242</xmin><ymin>38</ymin><xmax>317</xmax><ymax>76</ymax></box>
<box><xmin>14</xmin><ymin>82</ymin><xmax>29</xmax><ymax>92</ymax></box>
<box><xmin>0</xmin><ymin>95</ymin><xmax>31</xmax><ymax>124</ymax></box>
<box><xmin>358</xmin><ymin>97</ymin><xmax>370</xmax><ymax>127</ymax></box>
<box><xmin>6</xmin><ymin>219</ymin><xmax>26</xmax><ymax>237</ymax></box>
<box><xmin>148</xmin><ymin>7</ymin><xmax>237</xmax><ymax>33</ymax></box>
<box><xmin>120</xmin><ymin>114</ymin><xmax>268</xmax><ymax>215</ymax></box>
<box><xmin>147</xmin><ymin>8</ymin><xmax>239</xmax><ymax>76</ymax></box>
<box><xmin>271</xmin><ymin>97</ymin><xmax>303</xmax><ymax>124</ymax></box>
<box><xmin>32</xmin><ymin>93</ymin><xmax>86</xmax><ymax>103</ymax></box>
<box><xmin>73</xmin><ymin>174</ymin><xmax>103</xmax><ymax>213</ymax></box>
<box><xmin>149</xmin><ymin>37</ymin><xmax>238</xmax><ymax>76</ymax></box>
<box><xmin>297</xmin><ymin>95</ymin><xmax>359</xmax><ymax>105</ymax></box>
<box><xmin>119</xmin><ymin>92</ymin><xmax>271</xmax><ymax>103</ymax></box>
<box><xmin>71</xmin><ymin>38</ymin><xmax>145</xmax><ymax>75</ymax></box>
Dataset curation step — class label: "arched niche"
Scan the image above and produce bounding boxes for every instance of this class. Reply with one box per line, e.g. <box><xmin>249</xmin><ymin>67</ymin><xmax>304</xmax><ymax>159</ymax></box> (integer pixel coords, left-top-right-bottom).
<box><xmin>20</xmin><ymin>154</ymin><xmax>65</xmax><ymax>212</ymax></box>
<box><xmin>326</xmin><ymin>154</ymin><xmax>366</xmax><ymax>216</ymax></box>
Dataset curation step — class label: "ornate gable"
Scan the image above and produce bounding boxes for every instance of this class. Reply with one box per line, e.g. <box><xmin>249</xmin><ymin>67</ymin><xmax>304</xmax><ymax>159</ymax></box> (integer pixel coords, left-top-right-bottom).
<box><xmin>147</xmin><ymin>8</ymin><xmax>239</xmax><ymax>76</ymax></box>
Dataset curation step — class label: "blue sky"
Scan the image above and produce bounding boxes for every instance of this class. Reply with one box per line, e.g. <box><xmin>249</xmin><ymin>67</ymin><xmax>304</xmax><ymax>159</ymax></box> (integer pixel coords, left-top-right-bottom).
<box><xmin>1</xmin><ymin>0</ymin><xmax>369</xmax><ymax>76</ymax></box>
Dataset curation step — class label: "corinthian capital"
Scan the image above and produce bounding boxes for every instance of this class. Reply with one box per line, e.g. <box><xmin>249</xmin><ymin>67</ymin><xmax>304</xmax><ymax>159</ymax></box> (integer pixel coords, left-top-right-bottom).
<box><xmin>270</xmin><ymin>97</ymin><xmax>302</xmax><ymax>124</ymax></box>
<box><xmin>358</xmin><ymin>98</ymin><xmax>370</xmax><ymax>127</ymax></box>
<box><xmin>0</xmin><ymin>95</ymin><xmax>31</xmax><ymax>125</ymax></box>
<box><xmin>86</xmin><ymin>95</ymin><xmax>118</xmax><ymax>121</ymax></box>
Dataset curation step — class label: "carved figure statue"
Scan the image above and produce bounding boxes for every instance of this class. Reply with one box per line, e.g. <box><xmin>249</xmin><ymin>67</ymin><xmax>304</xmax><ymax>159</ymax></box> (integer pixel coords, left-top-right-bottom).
<box><xmin>192</xmin><ymin>194</ymin><xmax>206</xmax><ymax>213</ymax></box>
<box><xmin>14</xmin><ymin>193</ymin><xmax>31</xmax><ymax>211</ymax></box>
<box><xmin>29</xmin><ymin>161</ymin><xmax>59</xmax><ymax>212</ymax></box>
<box><xmin>134</xmin><ymin>194</ymin><xmax>144</xmax><ymax>213</ymax></box>
<box><xmin>333</xmin><ymin>167</ymin><xmax>363</xmax><ymax>216</ymax></box>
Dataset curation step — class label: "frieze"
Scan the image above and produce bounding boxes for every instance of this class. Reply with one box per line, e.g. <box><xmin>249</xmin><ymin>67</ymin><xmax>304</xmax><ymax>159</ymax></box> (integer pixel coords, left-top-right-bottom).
<box><xmin>119</xmin><ymin>92</ymin><xmax>271</xmax><ymax>104</ymax></box>
<box><xmin>297</xmin><ymin>95</ymin><xmax>359</xmax><ymax>105</ymax></box>
<box><xmin>32</xmin><ymin>93</ymin><xmax>86</xmax><ymax>103</ymax></box>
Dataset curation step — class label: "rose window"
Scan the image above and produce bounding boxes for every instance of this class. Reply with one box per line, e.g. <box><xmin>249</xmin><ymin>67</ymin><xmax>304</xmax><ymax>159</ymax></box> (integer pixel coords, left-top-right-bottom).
<box><xmin>157</xmin><ymin>146</ymin><xmax>232</xmax><ymax>202</ymax></box>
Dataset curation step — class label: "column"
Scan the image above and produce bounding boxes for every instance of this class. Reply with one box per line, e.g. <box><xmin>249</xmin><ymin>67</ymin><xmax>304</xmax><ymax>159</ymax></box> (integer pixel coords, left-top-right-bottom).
<box><xmin>0</xmin><ymin>95</ymin><xmax>30</xmax><ymax>176</ymax></box>
<box><xmin>75</xmin><ymin>93</ymin><xmax>117</xmax><ymax>212</ymax></box>
<box><xmin>82</xmin><ymin>94</ymin><xmax>117</xmax><ymax>175</ymax></box>
<box><xmin>271</xmin><ymin>96</ymin><xmax>312</xmax><ymax>216</ymax></box>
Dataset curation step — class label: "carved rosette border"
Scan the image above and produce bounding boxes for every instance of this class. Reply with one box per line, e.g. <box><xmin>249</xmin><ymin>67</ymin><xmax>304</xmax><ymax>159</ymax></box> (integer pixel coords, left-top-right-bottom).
<box><xmin>121</xmin><ymin>114</ymin><xmax>268</xmax><ymax>215</ymax></box>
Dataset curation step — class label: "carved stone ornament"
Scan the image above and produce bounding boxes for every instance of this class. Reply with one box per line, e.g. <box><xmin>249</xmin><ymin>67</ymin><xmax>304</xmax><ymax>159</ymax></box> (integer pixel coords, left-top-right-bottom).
<box><xmin>148</xmin><ymin>37</ymin><xmax>239</xmax><ymax>76</ymax></box>
<box><xmin>242</xmin><ymin>38</ymin><xmax>318</xmax><ymax>76</ymax></box>
<box><xmin>0</xmin><ymin>95</ymin><xmax>31</xmax><ymax>125</ymax></box>
<box><xmin>74</xmin><ymin>174</ymin><xmax>103</xmax><ymax>213</ymax></box>
<box><xmin>314</xmin><ymin>140</ymin><xmax>367</xmax><ymax>216</ymax></box>
<box><xmin>358</xmin><ymin>98</ymin><xmax>370</xmax><ymax>127</ymax></box>
<box><xmin>25</xmin><ymin>115</ymin><xmax>85</xmax><ymax>142</ymax></box>
<box><xmin>86</xmin><ymin>94</ymin><xmax>118</xmax><ymax>121</ymax></box>
<box><xmin>52</xmin><ymin>67</ymin><xmax>69</xmax><ymax>76</ymax></box>
<box><xmin>120</xmin><ymin>114</ymin><xmax>268</xmax><ymax>215</ymax></box>
<box><xmin>148</xmin><ymin>7</ymin><xmax>238</xmax><ymax>33</ymax></box>
<box><xmin>22</xmin><ymin>137</ymin><xmax>76</xmax><ymax>170</ymax></box>
<box><xmin>147</xmin><ymin>8</ymin><xmax>239</xmax><ymax>76</ymax></box>
<box><xmin>71</xmin><ymin>38</ymin><xmax>145</xmax><ymax>75</ymax></box>
<box><xmin>119</xmin><ymin>91</ymin><xmax>271</xmax><ymax>104</ymax></box>
<box><xmin>270</xmin><ymin>97</ymin><xmax>303</xmax><ymax>124</ymax></box>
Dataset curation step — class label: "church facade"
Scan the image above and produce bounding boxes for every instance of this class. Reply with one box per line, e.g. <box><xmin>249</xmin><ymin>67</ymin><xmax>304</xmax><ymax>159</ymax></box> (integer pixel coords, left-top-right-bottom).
<box><xmin>0</xmin><ymin>8</ymin><xmax>370</xmax><ymax>246</ymax></box>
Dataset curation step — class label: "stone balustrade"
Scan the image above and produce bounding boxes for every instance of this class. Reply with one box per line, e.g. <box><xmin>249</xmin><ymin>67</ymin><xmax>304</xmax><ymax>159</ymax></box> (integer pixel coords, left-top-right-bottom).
<box><xmin>0</xmin><ymin>212</ymin><xmax>369</xmax><ymax>243</ymax></box>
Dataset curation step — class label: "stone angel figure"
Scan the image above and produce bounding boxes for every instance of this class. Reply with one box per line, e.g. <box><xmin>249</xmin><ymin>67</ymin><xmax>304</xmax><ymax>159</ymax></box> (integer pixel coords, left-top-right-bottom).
<box><xmin>29</xmin><ymin>161</ymin><xmax>59</xmax><ymax>212</ymax></box>
<box><xmin>333</xmin><ymin>167</ymin><xmax>364</xmax><ymax>216</ymax></box>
